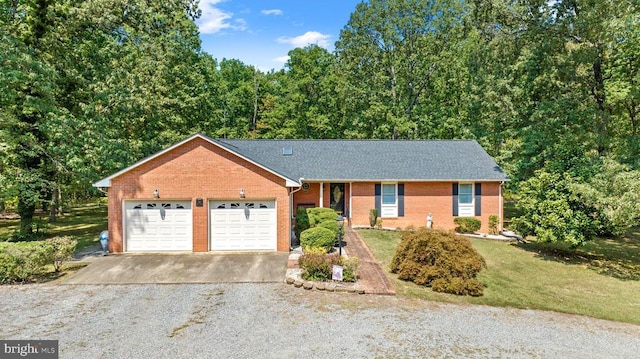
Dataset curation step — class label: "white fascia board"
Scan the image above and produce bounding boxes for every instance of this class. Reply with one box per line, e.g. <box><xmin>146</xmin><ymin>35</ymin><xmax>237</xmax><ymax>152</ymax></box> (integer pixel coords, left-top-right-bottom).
<box><xmin>300</xmin><ymin>178</ymin><xmax>509</xmax><ymax>183</ymax></box>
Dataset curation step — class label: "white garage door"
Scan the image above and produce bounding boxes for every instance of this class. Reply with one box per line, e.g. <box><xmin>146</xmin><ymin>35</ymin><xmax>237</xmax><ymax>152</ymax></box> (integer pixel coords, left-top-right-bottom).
<box><xmin>125</xmin><ymin>200</ymin><xmax>192</xmax><ymax>252</ymax></box>
<box><xmin>210</xmin><ymin>200</ymin><xmax>277</xmax><ymax>251</ymax></box>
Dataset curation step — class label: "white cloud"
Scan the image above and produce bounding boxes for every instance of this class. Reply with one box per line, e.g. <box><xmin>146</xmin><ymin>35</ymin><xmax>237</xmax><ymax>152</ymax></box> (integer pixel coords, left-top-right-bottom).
<box><xmin>261</xmin><ymin>9</ymin><xmax>283</xmax><ymax>16</ymax></box>
<box><xmin>197</xmin><ymin>0</ymin><xmax>247</xmax><ymax>34</ymax></box>
<box><xmin>273</xmin><ymin>55</ymin><xmax>290</xmax><ymax>64</ymax></box>
<box><xmin>276</xmin><ymin>31</ymin><xmax>332</xmax><ymax>48</ymax></box>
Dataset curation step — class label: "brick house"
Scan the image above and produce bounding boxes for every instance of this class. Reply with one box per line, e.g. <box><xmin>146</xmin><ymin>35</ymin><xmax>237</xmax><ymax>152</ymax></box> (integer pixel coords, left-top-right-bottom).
<box><xmin>94</xmin><ymin>134</ymin><xmax>509</xmax><ymax>253</ymax></box>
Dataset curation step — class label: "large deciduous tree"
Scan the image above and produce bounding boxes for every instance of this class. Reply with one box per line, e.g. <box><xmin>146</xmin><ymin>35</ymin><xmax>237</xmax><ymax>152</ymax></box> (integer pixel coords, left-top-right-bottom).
<box><xmin>335</xmin><ymin>0</ymin><xmax>475</xmax><ymax>139</ymax></box>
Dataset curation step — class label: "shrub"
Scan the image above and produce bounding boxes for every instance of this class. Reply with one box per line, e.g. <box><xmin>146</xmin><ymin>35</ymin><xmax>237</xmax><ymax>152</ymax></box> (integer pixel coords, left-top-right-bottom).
<box><xmin>369</xmin><ymin>208</ymin><xmax>377</xmax><ymax>228</ymax></box>
<box><xmin>0</xmin><ymin>241</ymin><xmax>54</xmax><ymax>283</ymax></box>
<box><xmin>294</xmin><ymin>207</ymin><xmax>310</xmax><ymax>241</ymax></box>
<box><xmin>453</xmin><ymin>217</ymin><xmax>481</xmax><ymax>233</ymax></box>
<box><xmin>306</xmin><ymin>207</ymin><xmax>338</xmax><ymax>226</ymax></box>
<box><xmin>341</xmin><ymin>256</ymin><xmax>359</xmax><ymax>282</ymax></box>
<box><xmin>375</xmin><ymin>218</ymin><xmax>383</xmax><ymax>229</ymax></box>
<box><xmin>300</xmin><ymin>227</ymin><xmax>336</xmax><ymax>252</ymax></box>
<box><xmin>45</xmin><ymin>236</ymin><xmax>77</xmax><ymax>272</ymax></box>
<box><xmin>488</xmin><ymin>215</ymin><xmax>499</xmax><ymax>235</ymax></box>
<box><xmin>299</xmin><ymin>253</ymin><xmax>332</xmax><ymax>281</ymax></box>
<box><xmin>318</xmin><ymin>220</ymin><xmax>339</xmax><ymax>237</ymax></box>
<box><xmin>390</xmin><ymin>229</ymin><xmax>486</xmax><ymax>296</ymax></box>
<box><xmin>299</xmin><ymin>253</ymin><xmax>358</xmax><ymax>282</ymax></box>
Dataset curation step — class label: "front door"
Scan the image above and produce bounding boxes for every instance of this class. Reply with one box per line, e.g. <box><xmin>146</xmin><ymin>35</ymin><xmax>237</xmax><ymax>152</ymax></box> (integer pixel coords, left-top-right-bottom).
<box><xmin>330</xmin><ymin>183</ymin><xmax>345</xmax><ymax>214</ymax></box>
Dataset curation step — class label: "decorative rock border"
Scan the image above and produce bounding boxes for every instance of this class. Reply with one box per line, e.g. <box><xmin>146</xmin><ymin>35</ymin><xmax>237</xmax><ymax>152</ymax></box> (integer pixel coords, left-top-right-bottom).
<box><xmin>285</xmin><ymin>268</ymin><xmax>365</xmax><ymax>294</ymax></box>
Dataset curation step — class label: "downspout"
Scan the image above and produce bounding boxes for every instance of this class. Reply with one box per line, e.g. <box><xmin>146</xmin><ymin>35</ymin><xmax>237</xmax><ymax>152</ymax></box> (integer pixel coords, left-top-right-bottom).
<box><xmin>499</xmin><ymin>181</ymin><xmax>504</xmax><ymax>231</ymax></box>
<box><xmin>289</xmin><ymin>179</ymin><xmax>304</xmax><ymax>250</ymax></box>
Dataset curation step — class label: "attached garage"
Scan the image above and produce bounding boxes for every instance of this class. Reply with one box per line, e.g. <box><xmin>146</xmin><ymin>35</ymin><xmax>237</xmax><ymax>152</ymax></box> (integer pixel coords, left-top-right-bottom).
<box><xmin>125</xmin><ymin>200</ymin><xmax>193</xmax><ymax>252</ymax></box>
<box><xmin>210</xmin><ymin>200</ymin><xmax>277</xmax><ymax>251</ymax></box>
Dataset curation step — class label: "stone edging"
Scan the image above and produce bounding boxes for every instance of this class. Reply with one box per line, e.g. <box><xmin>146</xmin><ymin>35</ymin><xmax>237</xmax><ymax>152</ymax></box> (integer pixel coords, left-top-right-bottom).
<box><xmin>284</xmin><ymin>268</ymin><xmax>364</xmax><ymax>294</ymax></box>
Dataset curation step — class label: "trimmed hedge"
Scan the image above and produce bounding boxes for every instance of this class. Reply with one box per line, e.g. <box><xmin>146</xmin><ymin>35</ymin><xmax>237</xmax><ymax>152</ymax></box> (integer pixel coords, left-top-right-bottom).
<box><xmin>390</xmin><ymin>229</ymin><xmax>486</xmax><ymax>296</ymax></box>
<box><xmin>453</xmin><ymin>217</ymin><xmax>481</xmax><ymax>233</ymax></box>
<box><xmin>300</xmin><ymin>227</ymin><xmax>336</xmax><ymax>251</ymax></box>
<box><xmin>307</xmin><ymin>207</ymin><xmax>338</xmax><ymax>226</ymax></box>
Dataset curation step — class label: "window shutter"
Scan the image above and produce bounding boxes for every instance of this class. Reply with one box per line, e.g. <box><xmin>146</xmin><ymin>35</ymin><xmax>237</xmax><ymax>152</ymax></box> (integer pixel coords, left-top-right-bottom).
<box><xmin>374</xmin><ymin>184</ymin><xmax>381</xmax><ymax>216</ymax></box>
<box><xmin>452</xmin><ymin>183</ymin><xmax>459</xmax><ymax>216</ymax></box>
<box><xmin>475</xmin><ymin>183</ymin><xmax>482</xmax><ymax>216</ymax></box>
<box><xmin>398</xmin><ymin>183</ymin><xmax>404</xmax><ymax>217</ymax></box>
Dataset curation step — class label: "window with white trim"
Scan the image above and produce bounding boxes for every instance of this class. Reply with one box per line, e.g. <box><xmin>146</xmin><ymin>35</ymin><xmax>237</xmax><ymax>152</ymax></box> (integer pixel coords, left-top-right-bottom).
<box><xmin>381</xmin><ymin>183</ymin><xmax>398</xmax><ymax>217</ymax></box>
<box><xmin>458</xmin><ymin>183</ymin><xmax>474</xmax><ymax>217</ymax></box>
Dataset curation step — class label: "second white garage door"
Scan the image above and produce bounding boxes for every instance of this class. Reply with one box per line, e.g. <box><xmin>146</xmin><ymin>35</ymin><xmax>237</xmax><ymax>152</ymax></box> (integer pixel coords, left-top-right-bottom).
<box><xmin>210</xmin><ymin>200</ymin><xmax>277</xmax><ymax>251</ymax></box>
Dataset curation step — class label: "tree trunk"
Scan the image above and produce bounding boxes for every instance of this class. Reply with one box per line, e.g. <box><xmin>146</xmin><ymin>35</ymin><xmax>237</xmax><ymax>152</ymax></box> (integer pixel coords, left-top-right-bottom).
<box><xmin>49</xmin><ymin>186</ymin><xmax>58</xmax><ymax>222</ymax></box>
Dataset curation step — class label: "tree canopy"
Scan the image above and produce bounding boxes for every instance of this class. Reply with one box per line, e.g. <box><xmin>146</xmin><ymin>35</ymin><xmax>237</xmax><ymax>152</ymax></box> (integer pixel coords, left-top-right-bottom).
<box><xmin>1</xmin><ymin>0</ymin><xmax>639</xmax><ymax>243</ymax></box>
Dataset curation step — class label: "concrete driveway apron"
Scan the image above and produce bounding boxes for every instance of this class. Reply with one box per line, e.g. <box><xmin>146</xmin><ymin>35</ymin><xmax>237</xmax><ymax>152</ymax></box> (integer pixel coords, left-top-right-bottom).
<box><xmin>62</xmin><ymin>252</ymin><xmax>289</xmax><ymax>284</ymax></box>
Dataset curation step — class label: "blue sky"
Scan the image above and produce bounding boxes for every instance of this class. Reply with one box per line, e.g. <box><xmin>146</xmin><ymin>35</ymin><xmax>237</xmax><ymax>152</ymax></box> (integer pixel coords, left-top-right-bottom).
<box><xmin>196</xmin><ymin>1</ymin><xmax>363</xmax><ymax>72</ymax></box>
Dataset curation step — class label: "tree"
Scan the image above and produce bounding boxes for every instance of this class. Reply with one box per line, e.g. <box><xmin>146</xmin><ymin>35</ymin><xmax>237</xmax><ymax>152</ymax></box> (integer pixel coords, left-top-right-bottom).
<box><xmin>511</xmin><ymin>171</ymin><xmax>604</xmax><ymax>246</ymax></box>
<box><xmin>335</xmin><ymin>0</ymin><xmax>475</xmax><ymax>139</ymax></box>
<box><xmin>572</xmin><ymin>159</ymin><xmax>640</xmax><ymax>236</ymax></box>
<box><xmin>0</xmin><ymin>0</ymin><xmax>209</xmax><ymax>233</ymax></box>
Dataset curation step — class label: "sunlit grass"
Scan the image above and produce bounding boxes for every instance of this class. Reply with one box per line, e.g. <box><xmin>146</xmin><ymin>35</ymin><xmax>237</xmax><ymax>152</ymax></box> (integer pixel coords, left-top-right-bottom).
<box><xmin>0</xmin><ymin>201</ymin><xmax>108</xmax><ymax>249</ymax></box>
<box><xmin>358</xmin><ymin>228</ymin><xmax>640</xmax><ymax>325</ymax></box>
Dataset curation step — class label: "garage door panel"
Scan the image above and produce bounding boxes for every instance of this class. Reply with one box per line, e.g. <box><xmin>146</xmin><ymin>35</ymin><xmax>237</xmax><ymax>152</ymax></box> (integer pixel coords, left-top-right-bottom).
<box><xmin>210</xmin><ymin>200</ymin><xmax>277</xmax><ymax>251</ymax></box>
<box><xmin>125</xmin><ymin>200</ymin><xmax>192</xmax><ymax>252</ymax></box>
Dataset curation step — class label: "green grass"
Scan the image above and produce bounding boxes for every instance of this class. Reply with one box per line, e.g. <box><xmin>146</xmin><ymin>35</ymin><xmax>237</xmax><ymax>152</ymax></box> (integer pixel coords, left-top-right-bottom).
<box><xmin>358</xmin><ymin>228</ymin><xmax>640</xmax><ymax>325</ymax></box>
<box><xmin>0</xmin><ymin>201</ymin><xmax>107</xmax><ymax>250</ymax></box>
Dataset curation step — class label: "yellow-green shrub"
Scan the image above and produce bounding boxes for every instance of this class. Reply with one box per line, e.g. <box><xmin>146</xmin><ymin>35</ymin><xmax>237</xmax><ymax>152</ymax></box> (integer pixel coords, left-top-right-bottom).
<box><xmin>300</xmin><ymin>227</ymin><xmax>335</xmax><ymax>252</ymax></box>
<box><xmin>0</xmin><ymin>241</ymin><xmax>53</xmax><ymax>283</ymax></box>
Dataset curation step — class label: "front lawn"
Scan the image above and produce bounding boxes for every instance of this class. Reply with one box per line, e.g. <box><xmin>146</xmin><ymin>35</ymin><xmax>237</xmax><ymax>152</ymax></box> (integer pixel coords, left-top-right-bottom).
<box><xmin>0</xmin><ymin>200</ymin><xmax>107</xmax><ymax>249</ymax></box>
<box><xmin>358</xmin><ymin>228</ymin><xmax>640</xmax><ymax>325</ymax></box>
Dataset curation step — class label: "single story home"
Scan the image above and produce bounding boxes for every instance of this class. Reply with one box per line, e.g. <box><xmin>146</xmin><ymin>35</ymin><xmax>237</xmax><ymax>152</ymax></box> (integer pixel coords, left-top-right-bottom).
<box><xmin>94</xmin><ymin>134</ymin><xmax>509</xmax><ymax>253</ymax></box>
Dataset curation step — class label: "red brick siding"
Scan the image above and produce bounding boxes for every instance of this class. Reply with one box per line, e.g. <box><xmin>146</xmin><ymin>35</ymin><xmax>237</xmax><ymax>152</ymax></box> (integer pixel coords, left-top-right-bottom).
<box><xmin>107</xmin><ymin>137</ymin><xmax>291</xmax><ymax>253</ymax></box>
<box><xmin>348</xmin><ymin>182</ymin><xmax>503</xmax><ymax>233</ymax></box>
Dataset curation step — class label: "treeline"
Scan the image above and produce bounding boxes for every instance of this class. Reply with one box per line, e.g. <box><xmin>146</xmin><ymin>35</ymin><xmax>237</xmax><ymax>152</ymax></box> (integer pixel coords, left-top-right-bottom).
<box><xmin>1</xmin><ymin>0</ymin><xmax>639</xmax><ymax>243</ymax></box>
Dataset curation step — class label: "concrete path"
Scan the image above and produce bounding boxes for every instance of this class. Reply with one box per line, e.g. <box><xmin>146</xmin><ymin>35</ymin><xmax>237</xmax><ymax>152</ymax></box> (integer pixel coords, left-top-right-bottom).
<box><xmin>62</xmin><ymin>252</ymin><xmax>289</xmax><ymax>284</ymax></box>
<box><xmin>343</xmin><ymin>227</ymin><xmax>395</xmax><ymax>295</ymax></box>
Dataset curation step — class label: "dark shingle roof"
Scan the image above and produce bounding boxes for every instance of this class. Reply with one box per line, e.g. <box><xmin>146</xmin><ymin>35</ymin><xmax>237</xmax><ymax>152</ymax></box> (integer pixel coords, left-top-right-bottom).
<box><xmin>212</xmin><ymin>137</ymin><xmax>509</xmax><ymax>182</ymax></box>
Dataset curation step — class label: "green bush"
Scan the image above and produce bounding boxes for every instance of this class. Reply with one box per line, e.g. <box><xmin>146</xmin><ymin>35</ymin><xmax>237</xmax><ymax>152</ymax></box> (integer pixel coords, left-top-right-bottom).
<box><xmin>390</xmin><ymin>229</ymin><xmax>486</xmax><ymax>296</ymax></box>
<box><xmin>307</xmin><ymin>207</ymin><xmax>338</xmax><ymax>226</ymax></box>
<box><xmin>299</xmin><ymin>253</ymin><xmax>358</xmax><ymax>282</ymax></box>
<box><xmin>299</xmin><ymin>253</ymin><xmax>332</xmax><ymax>281</ymax></box>
<box><xmin>453</xmin><ymin>217</ymin><xmax>481</xmax><ymax>233</ymax></box>
<box><xmin>300</xmin><ymin>227</ymin><xmax>336</xmax><ymax>251</ymax></box>
<box><xmin>488</xmin><ymin>215</ymin><xmax>499</xmax><ymax>235</ymax></box>
<box><xmin>294</xmin><ymin>207</ymin><xmax>310</xmax><ymax>241</ymax></box>
<box><xmin>0</xmin><ymin>241</ymin><xmax>54</xmax><ymax>284</ymax></box>
<box><xmin>318</xmin><ymin>220</ymin><xmax>339</xmax><ymax>236</ymax></box>
<box><xmin>511</xmin><ymin>170</ymin><xmax>609</xmax><ymax>246</ymax></box>
<box><xmin>46</xmin><ymin>236</ymin><xmax>77</xmax><ymax>272</ymax></box>
<box><xmin>369</xmin><ymin>208</ymin><xmax>377</xmax><ymax>228</ymax></box>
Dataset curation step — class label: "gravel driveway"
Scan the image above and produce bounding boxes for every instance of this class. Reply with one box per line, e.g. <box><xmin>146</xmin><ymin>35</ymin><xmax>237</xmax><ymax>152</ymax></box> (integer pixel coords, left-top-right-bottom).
<box><xmin>1</xmin><ymin>283</ymin><xmax>638</xmax><ymax>358</ymax></box>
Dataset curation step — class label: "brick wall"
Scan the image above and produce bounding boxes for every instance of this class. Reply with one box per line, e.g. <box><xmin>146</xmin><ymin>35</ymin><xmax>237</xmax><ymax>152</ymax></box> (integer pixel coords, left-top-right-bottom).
<box><xmin>107</xmin><ymin>137</ymin><xmax>291</xmax><ymax>253</ymax></box>
<box><xmin>349</xmin><ymin>182</ymin><xmax>503</xmax><ymax>233</ymax></box>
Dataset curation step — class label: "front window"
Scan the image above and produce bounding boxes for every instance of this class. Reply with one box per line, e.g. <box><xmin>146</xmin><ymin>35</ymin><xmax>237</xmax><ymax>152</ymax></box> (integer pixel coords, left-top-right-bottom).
<box><xmin>381</xmin><ymin>183</ymin><xmax>398</xmax><ymax>217</ymax></box>
<box><xmin>458</xmin><ymin>183</ymin><xmax>474</xmax><ymax>217</ymax></box>
<box><xmin>382</xmin><ymin>184</ymin><xmax>397</xmax><ymax>205</ymax></box>
<box><xmin>459</xmin><ymin>184</ymin><xmax>473</xmax><ymax>204</ymax></box>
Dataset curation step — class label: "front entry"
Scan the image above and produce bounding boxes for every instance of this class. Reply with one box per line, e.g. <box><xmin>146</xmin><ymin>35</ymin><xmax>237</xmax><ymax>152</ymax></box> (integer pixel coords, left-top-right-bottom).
<box><xmin>330</xmin><ymin>183</ymin><xmax>345</xmax><ymax>215</ymax></box>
